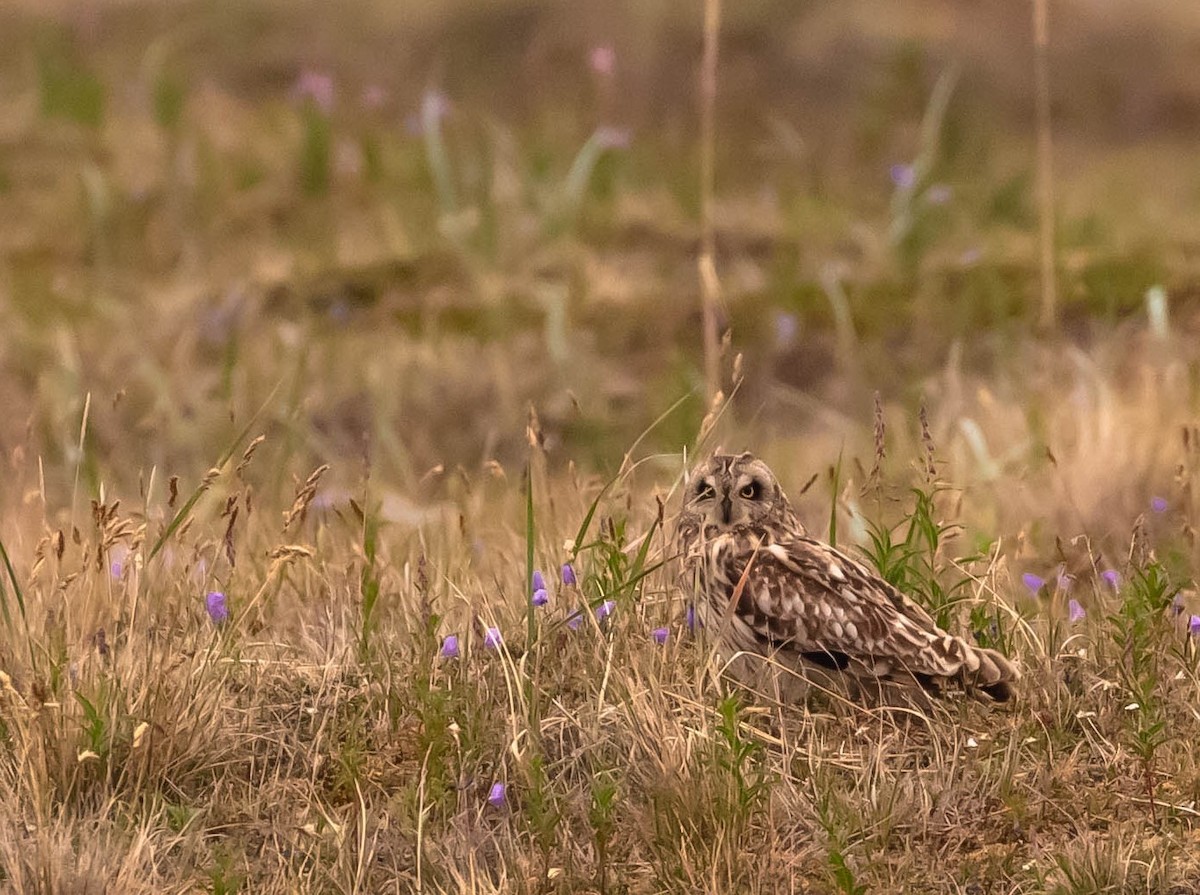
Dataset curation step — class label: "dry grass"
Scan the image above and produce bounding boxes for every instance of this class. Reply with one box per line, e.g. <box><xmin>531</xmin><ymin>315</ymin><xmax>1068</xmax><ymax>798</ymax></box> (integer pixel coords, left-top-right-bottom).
<box><xmin>2</xmin><ymin>329</ymin><xmax>1200</xmax><ymax>893</ymax></box>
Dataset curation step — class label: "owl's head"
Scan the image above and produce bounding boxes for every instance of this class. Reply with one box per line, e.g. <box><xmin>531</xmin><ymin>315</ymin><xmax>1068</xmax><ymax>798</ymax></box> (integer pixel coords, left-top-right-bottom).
<box><xmin>681</xmin><ymin>452</ymin><xmax>795</xmax><ymax>535</ymax></box>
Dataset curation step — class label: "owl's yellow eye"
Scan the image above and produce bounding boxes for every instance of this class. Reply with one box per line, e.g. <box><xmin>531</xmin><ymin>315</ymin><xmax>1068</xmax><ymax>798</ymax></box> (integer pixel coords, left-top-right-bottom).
<box><xmin>740</xmin><ymin>481</ymin><xmax>762</xmax><ymax>500</ymax></box>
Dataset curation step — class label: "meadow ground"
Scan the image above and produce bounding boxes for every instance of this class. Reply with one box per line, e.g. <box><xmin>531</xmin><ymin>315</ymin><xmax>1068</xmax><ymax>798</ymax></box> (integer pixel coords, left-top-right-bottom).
<box><xmin>3</xmin><ymin>1</ymin><xmax>1200</xmax><ymax>892</ymax></box>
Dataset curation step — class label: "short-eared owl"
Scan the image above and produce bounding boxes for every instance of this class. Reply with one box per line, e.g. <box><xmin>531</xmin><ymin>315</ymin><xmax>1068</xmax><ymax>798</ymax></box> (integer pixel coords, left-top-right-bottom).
<box><xmin>677</xmin><ymin>452</ymin><xmax>1018</xmax><ymax>705</ymax></box>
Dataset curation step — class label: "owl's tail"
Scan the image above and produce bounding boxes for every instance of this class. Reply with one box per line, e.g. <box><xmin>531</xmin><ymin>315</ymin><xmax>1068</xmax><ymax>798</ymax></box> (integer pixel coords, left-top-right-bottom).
<box><xmin>960</xmin><ymin>642</ymin><xmax>1020</xmax><ymax>702</ymax></box>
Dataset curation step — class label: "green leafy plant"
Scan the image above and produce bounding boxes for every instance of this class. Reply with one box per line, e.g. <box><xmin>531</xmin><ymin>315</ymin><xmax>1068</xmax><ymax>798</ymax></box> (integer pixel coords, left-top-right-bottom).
<box><xmin>861</xmin><ymin>484</ymin><xmax>975</xmax><ymax>630</ymax></box>
<box><xmin>356</xmin><ymin>495</ymin><xmax>382</xmax><ymax>659</ymax></box>
<box><xmin>588</xmin><ymin>771</ymin><xmax>619</xmax><ymax>894</ymax></box>
<box><xmin>522</xmin><ymin>753</ymin><xmax>562</xmax><ymax>889</ymax></box>
<box><xmin>1105</xmin><ymin>560</ymin><xmax>1178</xmax><ymax>825</ymax></box>
<box><xmin>711</xmin><ymin>695</ymin><xmax>770</xmax><ymax>834</ymax></box>
<box><xmin>813</xmin><ymin>771</ymin><xmax>869</xmax><ymax>895</ymax></box>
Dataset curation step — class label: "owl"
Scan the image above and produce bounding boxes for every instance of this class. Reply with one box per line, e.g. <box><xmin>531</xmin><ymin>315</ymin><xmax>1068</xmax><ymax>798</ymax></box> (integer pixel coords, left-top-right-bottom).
<box><xmin>676</xmin><ymin>452</ymin><xmax>1018</xmax><ymax>707</ymax></box>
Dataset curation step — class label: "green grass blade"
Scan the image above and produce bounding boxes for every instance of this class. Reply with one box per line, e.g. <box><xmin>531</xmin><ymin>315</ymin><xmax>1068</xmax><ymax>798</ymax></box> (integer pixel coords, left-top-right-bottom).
<box><xmin>0</xmin><ymin>536</ymin><xmax>36</xmax><ymax>666</ymax></box>
<box><xmin>624</xmin><ymin>513</ymin><xmax>660</xmax><ymax>602</ymax></box>
<box><xmin>0</xmin><ymin>537</ymin><xmax>24</xmax><ymax>628</ymax></box>
<box><xmin>828</xmin><ymin>446</ymin><xmax>844</xmax><ymax>549</ymax></box>
<box><xmin>358</xmin><ymin>495</ymin><xmax>380</xmax><ymax>658</ymax></box>
<box><xmin>570</xmin><ymin>475</ymin><xmax>615</xmax><ymax>562</ymax></box>
<box><xmin>526</xmin><ymin>459</ymin><xmax>536</xmax><ymax>649</ymax></box>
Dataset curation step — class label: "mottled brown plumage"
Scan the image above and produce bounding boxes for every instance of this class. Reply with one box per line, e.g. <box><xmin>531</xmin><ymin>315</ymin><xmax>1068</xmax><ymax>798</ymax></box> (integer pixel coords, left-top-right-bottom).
<box><xmin>677</xmin><ymin>453</ymin><xmax>1018</xmax><ymax>705</ymax></box>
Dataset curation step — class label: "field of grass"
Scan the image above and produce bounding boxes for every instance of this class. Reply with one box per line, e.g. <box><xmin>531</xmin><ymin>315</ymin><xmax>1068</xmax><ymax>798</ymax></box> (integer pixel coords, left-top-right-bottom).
<box><xmin>3</xmin><ymin>1</ymin><xmax>1200</xmax><ymax>892</ymax></box>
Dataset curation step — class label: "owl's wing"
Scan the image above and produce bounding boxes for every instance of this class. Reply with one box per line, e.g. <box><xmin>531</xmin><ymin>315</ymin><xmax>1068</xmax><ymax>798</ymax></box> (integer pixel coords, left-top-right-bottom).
<box><xmin>709</xmin><ymin>532</ymin><xmax>1016</xmax><ymax>698</ymax></box>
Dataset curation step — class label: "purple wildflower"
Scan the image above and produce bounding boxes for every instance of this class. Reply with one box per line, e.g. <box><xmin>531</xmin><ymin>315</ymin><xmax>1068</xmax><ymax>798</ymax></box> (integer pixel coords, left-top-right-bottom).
<box><xmin>487</xmin><ymin>782</ymin><xmax>507</xmax><ymax>807</ymax></box>
<box><xmin>567</xmin><ymin>612</ymin><xmax>583</xmax><ymax>631</ymax></box>
<box><xmin>1067</xmin><ymin>599</ymin><xmax>1085</xmax><ymax>623</ymax></box>
<box><xmin>686</xmin><ymin>604</ymin><xmax>698</xmax><ymax>631</ymax></box>
<box><xmin>484</xmin><ymin>627</ymin><xmax>502</xmax><ymax>649</ymax></box>
<box><xmin>205</xmin><ymin>591</ymin><xmax>229</xmax><ymax>625</ymax></box>
<box><xmin>109</xmin><ymin>546</ymin><xmax>128</xmax><ymax>579</ymax></box>
<box><xmin>926</xmin><ymin>184</ymin><xmax>952</xmax><ymax>205</ymax></box>
<box><xmin>1173</xmin><ymin>594</ymin><xmax>1186</xmax><ymax>616</ymax></box>
<box><xmin>595</xmin><ymin>126</ymin><xmax>631</xmax><ymax>150</ymax></box>
<box><xmin>293</xmin><ymin>70</ymin><xmax>335</xmax><ymax>114</ymax></box>
<box><xmin>422</xmin><ymin>89</ymin><xmax>450</xmax><ymax>123</ymax></box>
<box><xmin>440</xmin><ymin>634</ymin><xmax>460</xmax><ymax>658</ymax></box>
<box><xmin>1151</xmin><ymin>496</ymin><xmax>1168</xmax><ymax>513</ymax></box>
<box><xmin>589</xmin><ymin>45</ymin><xmax>616</xmax><ymax>76</ymax></box>
<box><xmin>1101</xmin><ymin>570</ymin><xmax>1120</xmax><ymax>589</ymax></box>
<box><xmin>532</xmin><ymin>588</ymin><xmax>550</xmax><ymax>607</ymax></box>
<box><xmin>361</xmin><ymin>84</ymin><xmax>388</xmax><ymax>110</ymax></box>
<box><xmin>406</xmin><ymin>90</ymin><xmax>450</xmax><ymax>136</ymax></box>
<box><xmin>561</xmin><ymin>563</ymin><xmax>577</xmax><ymax>586</ymax></box>
<box><xmin>890</xmin><ymin>163</ymin><xmax>915</xmax><ymax>190</ymax></box>
<box><xmin>773</xmin><ymin>311</ymin><xmax>799</xmax><ymax>348</ymax></box>
<box><xmin>1022</xmin><ymin>573</ymin><xmax>1046</xmax><ymax>594</ymax></box>
<box><xmin>1190</xmin><ymin>615</ymin><xmax>1200</xmax><ymax>636</ymax></box>
<box><xmin>596</xmin><ymin>600</ymin><xmax>616</xmax><ymax>621</ymax></box>
<box><xmin>652</xmin><ymin>626</ymin><xmax>669</xmax><ymax>645</ymax></box>
<box><xmin>1057</xmin><ymin>570</ymin><xmax>1073</xmax><ymax>591</ymax></box>
<box><xmin>532</xmin><ymin>570</ymin><xmax>546</xmax><ymax>592</ymax></box>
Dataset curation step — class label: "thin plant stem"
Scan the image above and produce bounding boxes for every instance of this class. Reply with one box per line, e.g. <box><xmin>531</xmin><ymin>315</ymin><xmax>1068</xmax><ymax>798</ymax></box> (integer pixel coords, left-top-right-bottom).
<box><xmin>1033</xmin><ymin>0</ymin><xmax>1057</xmax><ymax>329</ymax></box>
<box><xmin>699</xmin><ymin>0</ymin><xmax>723</xmax><ymax>403</ymax></box>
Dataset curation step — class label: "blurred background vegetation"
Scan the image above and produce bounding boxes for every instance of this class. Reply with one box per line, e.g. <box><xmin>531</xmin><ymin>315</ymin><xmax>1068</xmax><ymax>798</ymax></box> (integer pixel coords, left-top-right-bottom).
<box><xmin>4</xmin><ymin>7</ymin><xmax>1200</xmax><ymax>890</ymax></box>
<box><xmin>2</xmin><ymin>0</ymin><xmax>1199</xmax><ymax>499</ymax></box>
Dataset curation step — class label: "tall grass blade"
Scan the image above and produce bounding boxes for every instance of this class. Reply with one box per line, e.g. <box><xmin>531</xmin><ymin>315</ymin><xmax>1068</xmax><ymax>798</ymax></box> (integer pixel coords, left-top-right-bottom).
<box><xmin>828</xmin><ymin>447</ymin><xmax>844</xmax><ymax>548</ymax></box>
<box><xmin>149</xmin><ymin>383</ymin><xmax>280</xmax><ymax>561</ymax></box>
<box><xmin>0</xmin><ymin>538</ymin><xmax>26</xmax><ymax>628</ymax></box>
<box><xmin>526</xmin><ymin>459</ymin><xmax>536</xmax><ymax>649</ymax></box>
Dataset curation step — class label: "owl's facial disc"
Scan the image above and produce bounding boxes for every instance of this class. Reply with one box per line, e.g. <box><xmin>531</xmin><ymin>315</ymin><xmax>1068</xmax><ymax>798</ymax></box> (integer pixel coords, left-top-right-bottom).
<box><xmin>720</xmin><ymin>470</ymin><xmax>769</xmax><ymax>528</ymax></box>
<box><xmin>690</xmin><ymin>464</ymin><xmax>771</xmax><ymax>532</ymax></box>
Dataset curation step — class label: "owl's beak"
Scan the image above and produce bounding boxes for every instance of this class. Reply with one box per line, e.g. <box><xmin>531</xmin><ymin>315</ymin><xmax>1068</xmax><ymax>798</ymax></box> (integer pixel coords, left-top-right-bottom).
<box><xmin>719</xmin><ymin>491</ymin><xmax>733</xmax><ymax>525</ymax></box>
